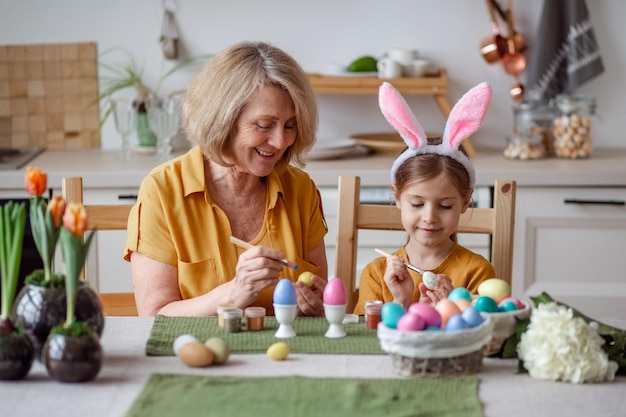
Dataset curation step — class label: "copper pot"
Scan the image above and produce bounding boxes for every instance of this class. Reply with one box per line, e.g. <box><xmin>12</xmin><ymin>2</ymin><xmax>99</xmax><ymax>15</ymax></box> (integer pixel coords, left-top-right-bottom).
<box><xmin>480</xmin><ymin>0</ymin><xmax>507</xmax><ymax>64</ymax></box>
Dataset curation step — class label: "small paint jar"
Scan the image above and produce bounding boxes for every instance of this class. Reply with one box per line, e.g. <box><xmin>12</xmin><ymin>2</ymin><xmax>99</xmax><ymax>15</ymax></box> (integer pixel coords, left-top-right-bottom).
<box><xmin>222</xmin><ymin>308</ymin><xmax>243</xmax><ymax>333</ymax></box>
<box><xmin>365</xmin><ymin>301</ymin><xmax>383</xmax><ymax>329</ymax></box>
<box><xmin>244</xmin><ymin>306</ymin><xmax>266</xmax><ymax>331</ymax></box>
<box><xmin>217</xmin><ymin>303</ymin><xmax>236</xmax><ymax>328</ymax></box>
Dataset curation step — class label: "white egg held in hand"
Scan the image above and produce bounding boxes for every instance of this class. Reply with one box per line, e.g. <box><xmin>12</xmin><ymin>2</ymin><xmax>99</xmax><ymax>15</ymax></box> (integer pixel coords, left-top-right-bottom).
<box><xmin>422</xmin><ymin>271</ymin><xmax>437</xmax><ymax>290</ymax></box>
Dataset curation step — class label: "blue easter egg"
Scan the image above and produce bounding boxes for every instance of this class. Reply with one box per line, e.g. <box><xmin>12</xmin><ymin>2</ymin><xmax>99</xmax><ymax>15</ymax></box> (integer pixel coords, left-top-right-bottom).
<box><xmin>273</xmin><ymin>278</ymin><xmax>296</xmax><ymax>305</ymax></box>
<box><xmin>381</xmin><ymin>303</ymin><xmax>407</xmax><ymax>329</ymax></box>
<box><xmin>448</xmin><ymin>287</ymin><xmax>473</xmax><ymax>302</ymax></box>
<box><xmin>498</xmin><ymin>300</ymin><xmax>519</xmax><ymax>312</ymax></box>
<box><xmin>445</xmin><ymin>314</ymin><xmax>469</xmax><ymax>332</ymax></box>
<box><xmin>460</xmin><ymin>306</ymin><xmax>484</xmax><ymax>328</ymax></box>
<box><xmin>474</xmin><ymin>295</ymin><xmax>499</xmax><ymax>313</ymax></box>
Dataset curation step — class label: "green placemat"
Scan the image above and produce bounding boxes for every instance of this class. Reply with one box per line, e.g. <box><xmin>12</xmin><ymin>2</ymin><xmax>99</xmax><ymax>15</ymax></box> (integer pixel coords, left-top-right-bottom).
<box><xmin>146</xmin><ymin>315</ymin><xmax>385</xmax><ymax>356</ymax></box>
<box><xmin>125</xmin><ymin>374</ymin><xmax>482</xmax><ymax>417</ymax></box>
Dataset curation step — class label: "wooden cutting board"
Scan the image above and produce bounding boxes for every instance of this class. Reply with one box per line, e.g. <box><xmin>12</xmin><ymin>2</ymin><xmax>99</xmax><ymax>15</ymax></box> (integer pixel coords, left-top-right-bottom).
<box><xmin>0</xmin><ymin>42</ymin><xmax>100</xmax><ymax>149</ymax></box>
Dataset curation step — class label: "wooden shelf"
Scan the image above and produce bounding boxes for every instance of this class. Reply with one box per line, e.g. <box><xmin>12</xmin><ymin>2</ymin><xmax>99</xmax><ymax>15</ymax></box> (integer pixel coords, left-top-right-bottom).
<box><xmin>307</xmin><ymin>68</ymin><xmax>476</xmax><ymax>158</ymax></box>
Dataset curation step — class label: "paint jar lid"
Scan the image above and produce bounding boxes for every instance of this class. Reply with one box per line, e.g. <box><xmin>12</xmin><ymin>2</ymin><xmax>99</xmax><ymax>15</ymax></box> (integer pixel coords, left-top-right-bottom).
<box><xmin>245</xmin><ymin>306</ymin><xmax>267</xmax><ymax>318</ymax></box>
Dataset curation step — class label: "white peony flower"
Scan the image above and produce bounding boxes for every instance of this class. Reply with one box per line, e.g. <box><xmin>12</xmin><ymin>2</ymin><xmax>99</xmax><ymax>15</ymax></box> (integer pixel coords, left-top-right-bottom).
<box><xmin>517</xmin><ymin>302</ymin><xmax>619</xmax><ymax>383</ymax></box>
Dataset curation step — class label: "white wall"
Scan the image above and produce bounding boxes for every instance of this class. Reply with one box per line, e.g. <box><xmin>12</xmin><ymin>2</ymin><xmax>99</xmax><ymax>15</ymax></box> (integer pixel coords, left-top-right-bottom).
<box><xmin>1</xmin><ymin>0</ymin><xmax>624</xmax><ymax>151</ymax></box>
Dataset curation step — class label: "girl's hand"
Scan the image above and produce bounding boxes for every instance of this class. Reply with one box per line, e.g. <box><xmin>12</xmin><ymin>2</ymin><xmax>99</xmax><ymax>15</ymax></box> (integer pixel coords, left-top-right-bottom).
<box><xmin>418</xmin><ymin>274</ymin><xmax>453</xmax><ymax>304</ymax></box>
<box><xmin>295</xmin><ymin>274</ymin><xmax>326</xmax><ymax>316</ymax></box>
<box><xmin>383</xmin><ymin>256</ymin><xmax>414</xmax><ymax>308</ymax></box>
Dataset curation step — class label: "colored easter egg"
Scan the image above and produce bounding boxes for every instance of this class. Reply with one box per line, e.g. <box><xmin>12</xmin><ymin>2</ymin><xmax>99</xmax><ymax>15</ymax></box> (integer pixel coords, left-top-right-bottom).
<box><xmin>408</xmin><ymin>302</ymin><xmax>442</xmax><ymax>328</ymax></box>
<box><xmin>323</xmin><ymin>277</ymin><xmax>347</xmax><ymax>305</ymax></box>
<box><xmin>435</xmin><ymin>298</ymin><xmax>462</xmax><ymax>328</ymax></box>
<box><xmin>297</xmin><ymin>271</ymin><xmax>314</xmax><ymax>287</ymax></box>
<box><xmin>498</xmin><ymin>296</ymin><xmax>525</xmax><ymax>309</ymax></box>
<box><xmin>474</xmin><ymin>295</ymin><xmax>500</xmax><ymax>313</ymax></box>
<box><xmin>422</xmin><ymin>271</ymin><xmax>438</xmax><ymax>290</ymax></box>
<box><xmin>452</xmin><ymin>298</ymin><xmax>472</xmax><ymax>312</ymax></box>
<box><xmin>273</xmin><ymin>279</ymin><xmax>297</xmax><ymax>305</ymax></box>
<box><xmin>381</xmin><ymin>302</ymin><xmax>407</xmax><ymax>329</ymax></box>
<box><xmin>445</xmin><ymin>315</ymin><xmax>469</xmax><ymax>332</ymax></box>
<box><xmin>204</xmin><ymin>337</ymin><xmax>230</xmax><ymax>365</ymax></box>
<box><xmin>477</xmin><ymin>278</ymin><xmax>511</xmax><ymax>302</ymax></box>
<box><xmin>397</xmin><ymin>312</ymin><xmax>426</xmax><ymax>331</ymax></box>
<box><xmin>267</xmin><ymin>342</ymin><xmax>290</xmax><ymax>360</ymax></box>
<box><xmin>498</xmin><ymin>300</ymin><xmax>519</xmax><ymax>312</ymax></box>
<box><xmin>448</xmin><ymin>287</ymin><xmax>473</xmax><ymax>302</ymax></box>
<box><xmin>461</xmin><ymin>306</ymin><xmax>484</xmax><ymax>328</ymax></box>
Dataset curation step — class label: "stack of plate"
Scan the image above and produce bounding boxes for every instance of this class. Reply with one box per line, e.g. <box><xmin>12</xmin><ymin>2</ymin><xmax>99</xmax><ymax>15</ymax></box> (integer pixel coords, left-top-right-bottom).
<box><xmin>306</xmin><ymin>139</ymin><xmax>359</xmax><ymax>160</ymax></box>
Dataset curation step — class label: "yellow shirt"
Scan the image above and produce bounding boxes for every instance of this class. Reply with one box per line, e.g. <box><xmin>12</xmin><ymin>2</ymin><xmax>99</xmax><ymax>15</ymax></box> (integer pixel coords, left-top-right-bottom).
<box><xmin>353</xmin><ymin>243</ymin><xmax>496</xmax><ymax>314</ymax></box>
<box><xmin>124</xmin><ymin>146</ymin><xmax>328</xmax><ymax>313</ymax></box>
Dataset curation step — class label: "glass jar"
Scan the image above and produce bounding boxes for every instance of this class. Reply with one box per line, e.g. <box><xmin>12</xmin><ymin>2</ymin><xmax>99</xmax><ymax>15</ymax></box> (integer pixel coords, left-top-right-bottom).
<box><xmin>503</xmin><ymin>133</ymin><xmax>546</xmax><ymax>160</ymax></box>
<box><xmin>552</xmin><ymin>94</ymin><xmax>596</xmax><ymax>159</ymax></box>
<box><xmin>513</xmin><ymin>100</ymin><xmax>556</xmax><ymax>156</ymax></box>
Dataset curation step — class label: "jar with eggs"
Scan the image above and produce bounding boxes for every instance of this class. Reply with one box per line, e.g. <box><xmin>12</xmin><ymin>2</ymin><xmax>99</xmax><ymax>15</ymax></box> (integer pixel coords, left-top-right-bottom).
<box><xmin>552</xmin><ymin>94</ymin><xmax>596</xmax><ymax>159</ymax></box>
<box><xmin>502</xmin><ymin>100</ymin><xmax>555</xmax><ymax>160</ymax></box>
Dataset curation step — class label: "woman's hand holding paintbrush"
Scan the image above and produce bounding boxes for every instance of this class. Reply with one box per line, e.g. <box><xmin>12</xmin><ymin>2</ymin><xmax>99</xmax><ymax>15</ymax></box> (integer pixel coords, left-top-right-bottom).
<box><xmin>230</xmin><ymin>236</ymin><xmax>299</xmax><ymax>270</ymax></box>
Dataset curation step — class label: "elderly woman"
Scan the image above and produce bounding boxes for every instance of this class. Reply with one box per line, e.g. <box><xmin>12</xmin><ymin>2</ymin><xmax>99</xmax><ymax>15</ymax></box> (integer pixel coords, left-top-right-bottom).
<box><xmin>124</xmin><ymin>41</ymin><xmax>328</xmax><ymax>317</ymax></box>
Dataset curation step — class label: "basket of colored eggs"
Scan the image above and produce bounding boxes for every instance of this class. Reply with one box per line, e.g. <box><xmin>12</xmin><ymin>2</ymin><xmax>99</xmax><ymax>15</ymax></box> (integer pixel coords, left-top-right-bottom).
<box><xmin>469</xmin><ymin>278</ymin><xmax>532</xmax><ymax>356</ymax></box>
<box><xmin>376</xmin><ymin>298</ymin><xmax>494</xmax><ymax>377</ymax></box>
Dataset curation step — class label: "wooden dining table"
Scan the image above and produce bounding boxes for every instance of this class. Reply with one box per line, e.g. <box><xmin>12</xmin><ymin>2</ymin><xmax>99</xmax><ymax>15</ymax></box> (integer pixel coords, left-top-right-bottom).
<box><xmin>1</xmin><ymin>316</ymin><xmax>625</xmax><ymax>417</ymax></box>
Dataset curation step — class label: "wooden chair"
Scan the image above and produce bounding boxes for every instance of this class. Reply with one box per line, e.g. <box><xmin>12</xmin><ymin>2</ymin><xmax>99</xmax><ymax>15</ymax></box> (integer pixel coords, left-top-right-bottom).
<box><xmin>62</xmin><ymin>177</ymin><xmax>137</xmax><ymax>316</ymax></box>
<box><xmin>335</xmin><ymin>175</ymin><xmax>516</xmax><ymax>311</ymax></box>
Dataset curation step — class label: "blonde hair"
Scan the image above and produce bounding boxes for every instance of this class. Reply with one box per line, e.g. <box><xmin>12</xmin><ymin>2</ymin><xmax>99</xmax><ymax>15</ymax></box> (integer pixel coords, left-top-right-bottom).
<box><xmin>181</xmin><ymin>41</ymin><xmax>318</xmax><ymax>169</ymax></box>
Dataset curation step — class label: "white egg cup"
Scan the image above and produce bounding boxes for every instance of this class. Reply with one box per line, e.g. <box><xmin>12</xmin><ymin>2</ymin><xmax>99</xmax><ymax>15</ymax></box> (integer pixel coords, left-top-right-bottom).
<box><xmin>273</xmin><ymin>303</ymin><xmax>297</xmax><ymax>338</ymax></box>
<box><xmin>323</xmin><ymin>304</ymin><xmax>347</xmax><ymax>338</ymax></box>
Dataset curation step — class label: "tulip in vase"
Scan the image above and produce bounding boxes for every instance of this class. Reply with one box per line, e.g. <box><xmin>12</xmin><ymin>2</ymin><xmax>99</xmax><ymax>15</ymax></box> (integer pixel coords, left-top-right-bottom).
<box><xmin>43</xmin><ymin>202</ymin><xmax>102</xmax><ymax>383</ymax></box>
<box><xmin>11</xmin><ymin>167</ymin><xmax>104</xmax><ymax>360</ymax></box>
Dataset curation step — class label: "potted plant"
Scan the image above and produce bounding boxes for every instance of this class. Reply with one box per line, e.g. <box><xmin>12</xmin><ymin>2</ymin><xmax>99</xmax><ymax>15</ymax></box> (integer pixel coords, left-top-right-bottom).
<box><xmin>11</xmin><ymin>167</ymin><xmax>104</xmax><ymax>361</ymax></box>
<box><xmin>0</xmin><ymin>200</ymin><xmax>34</xmax><ymax>380</ymax></box>
<box><xmin>42</xmin><ymin>202</ymin><xmax>102</xmax><ymax>383</ymax></box>
<box><xmin>98</xmin><ymin>48</ymin><xmax>211</xmax><ymax>149</ymax></box>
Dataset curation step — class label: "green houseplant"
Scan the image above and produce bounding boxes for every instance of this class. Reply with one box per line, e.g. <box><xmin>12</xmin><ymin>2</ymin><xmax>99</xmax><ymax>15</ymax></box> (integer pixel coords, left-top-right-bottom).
<box><xmin>0</xmin><ymin>200</ymin><xmax>34</xmax><ymax>380</ymax></box>
<box><xmin>98</xmin><ymin>48</ymin><xmax>211</xmax><ymax>148</ymax></box>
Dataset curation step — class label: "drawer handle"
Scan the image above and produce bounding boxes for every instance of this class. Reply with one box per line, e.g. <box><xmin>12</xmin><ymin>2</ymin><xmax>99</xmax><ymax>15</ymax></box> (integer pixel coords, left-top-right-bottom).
<box><xmin>118</xmin><ymin>194</ymin><xmax>138</xmax><ymax>200</ymax></box>
<box><xmin>564</xmin><ymin>198</ymin><xmax>626</xmax><ymax>206</ymax></box>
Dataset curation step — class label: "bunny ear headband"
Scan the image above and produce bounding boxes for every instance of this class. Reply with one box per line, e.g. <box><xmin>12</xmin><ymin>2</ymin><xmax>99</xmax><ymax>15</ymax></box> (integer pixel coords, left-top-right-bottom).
<box><xmin>379</xmin><ymin>81</ymin><xmax>492</xmax><ymax>187</ymax></box>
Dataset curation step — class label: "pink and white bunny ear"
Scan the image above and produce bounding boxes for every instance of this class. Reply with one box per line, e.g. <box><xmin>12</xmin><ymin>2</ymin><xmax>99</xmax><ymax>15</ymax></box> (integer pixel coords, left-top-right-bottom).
<box><xmin>378</xmin><ymin>82</ymin><xmax>427</xmax><ymax>150</ymax></box>
<box><xmin>441</xmin><ymin>82</ymin><xmax>492</xmax><ymax>153</ymax></box>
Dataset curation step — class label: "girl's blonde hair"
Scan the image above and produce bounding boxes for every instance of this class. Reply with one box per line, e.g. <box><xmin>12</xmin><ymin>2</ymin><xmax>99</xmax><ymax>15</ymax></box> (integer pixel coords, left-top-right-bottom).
<box><xmin>181</xmin><ymin>41</ymin><xmax>318</xmax><ymax>169</ymax></box>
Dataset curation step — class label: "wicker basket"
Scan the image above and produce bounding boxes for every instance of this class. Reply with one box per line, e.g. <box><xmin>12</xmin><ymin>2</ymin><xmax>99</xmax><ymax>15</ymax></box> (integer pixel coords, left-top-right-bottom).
<box><xmin>377</xmin><ymin>315</ymin><xmax>494</xmax><ymax>377</ymax></box>
<box><xmin>483</xmin><ymin>304</ymin><xmax>532</xmax><ymax>356</ymax></box>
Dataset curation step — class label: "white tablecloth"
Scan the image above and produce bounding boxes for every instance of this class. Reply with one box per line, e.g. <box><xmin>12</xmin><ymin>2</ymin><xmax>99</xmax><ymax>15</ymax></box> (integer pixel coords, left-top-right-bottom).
<box><xmin>1</xmin><ymin>317</ymin><xmax>625</xmax><ymax>417</ymax></box>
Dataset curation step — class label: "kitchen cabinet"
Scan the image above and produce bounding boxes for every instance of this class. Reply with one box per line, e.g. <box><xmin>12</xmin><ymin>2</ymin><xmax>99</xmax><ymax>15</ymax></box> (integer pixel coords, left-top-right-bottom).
<box><xmin>512</xmin><ymin>186</ymin><xmax>626</xmax><ymax>317</ymax></box>
<box><xmin>307</xmin><ymin>68</ymin><xmax>476</xmax><ymax>157</ymax></box>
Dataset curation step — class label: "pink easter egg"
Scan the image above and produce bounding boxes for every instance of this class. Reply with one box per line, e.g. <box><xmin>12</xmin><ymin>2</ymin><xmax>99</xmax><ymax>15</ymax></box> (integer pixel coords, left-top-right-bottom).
<box><xmin>498</xmin><ymin>297</ymin><xmax>525</xmax><ymax>309</ymax></box>
<box><xmin>323</xmin><ymin>277</ymin><xmax>347</xmax><ymax>306</ymax></box>
<box><xmin>408</xmin><ymin>302</ymin><xmax>442</xmax><ymax>328</ymax></box>
<box><xmin>396</xmin><ymin>312</ymin><xmax>426</xmax><ymax>331</ymax></box>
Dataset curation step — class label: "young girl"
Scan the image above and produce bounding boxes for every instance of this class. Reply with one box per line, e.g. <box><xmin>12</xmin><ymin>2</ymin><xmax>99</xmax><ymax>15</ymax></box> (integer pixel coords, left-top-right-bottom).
<box><xmin>353</xmin><ymin>82</ymin><xmax>496</xmax><ymax>315</ymax></box>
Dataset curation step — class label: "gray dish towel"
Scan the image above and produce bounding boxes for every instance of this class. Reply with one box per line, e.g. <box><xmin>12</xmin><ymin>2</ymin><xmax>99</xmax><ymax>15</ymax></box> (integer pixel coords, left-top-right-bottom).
<box><xmin>526</xmin><ymin>0</ymin><xmax>604</xmax><ymax>101</ymax></box>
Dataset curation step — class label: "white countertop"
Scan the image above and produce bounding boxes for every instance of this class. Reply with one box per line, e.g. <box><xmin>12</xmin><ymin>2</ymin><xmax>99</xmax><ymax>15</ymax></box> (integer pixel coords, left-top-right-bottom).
<box><xmin>2</xmin><ymin>147</ymin><xmax>626</xmax><ymax>191</ymax></box>
<box><xmin>0</xmin><ymin>316</ymin><xmax>624</xmax><ymax>417</ymax></box>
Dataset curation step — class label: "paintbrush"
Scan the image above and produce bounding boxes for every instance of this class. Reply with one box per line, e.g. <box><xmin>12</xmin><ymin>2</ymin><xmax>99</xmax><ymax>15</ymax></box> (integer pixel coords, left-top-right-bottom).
<box><xmin>230</xmin><ymin>236</ymin><xmax>299</xmax><ymax>271</ymax></box>
<box><xmin>374</xmin><ymin>248</ymin><xmax>425</xmax><ymax>274</ymax></box>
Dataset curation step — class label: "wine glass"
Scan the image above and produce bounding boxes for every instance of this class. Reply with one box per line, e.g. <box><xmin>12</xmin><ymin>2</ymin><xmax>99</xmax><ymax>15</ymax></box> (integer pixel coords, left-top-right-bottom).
<box><xmin>110</xmin><ymin>98</ymin><xmax>138</xmax><ymax>160</ymax></box>
<box><xmin>146</xmin><ymin>95</ymin><xmax>181</xmax><ymax>161</ymax></box>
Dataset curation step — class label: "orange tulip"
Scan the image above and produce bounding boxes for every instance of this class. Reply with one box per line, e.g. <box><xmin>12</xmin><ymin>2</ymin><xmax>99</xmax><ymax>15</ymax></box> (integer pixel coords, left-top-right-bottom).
<box><xmin>62</xmin><ymin>202</ymin><xmax>88</xmax><ymax>236</ymax></box>
<box><xmin>47</xmin><ymin>195</ymin><xmax>66</xmax><ymax>228</ymax></box>
<box><xmin>24</xmin><ymin>167</ymin><xmax>47</xmax><ymax>197</ymax></box>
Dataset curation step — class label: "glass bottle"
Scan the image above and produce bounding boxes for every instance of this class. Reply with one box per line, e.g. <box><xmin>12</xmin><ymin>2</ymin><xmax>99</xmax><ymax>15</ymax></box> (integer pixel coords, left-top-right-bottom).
<box><xmin>515</xmin><ymin>100</ymin><xmax>556</xmax><ymax>156</ymax></box>
<box><xmin>552</xmin><ymin>95</ymin><xmax>596</xmax><ymax>159</ymax></box>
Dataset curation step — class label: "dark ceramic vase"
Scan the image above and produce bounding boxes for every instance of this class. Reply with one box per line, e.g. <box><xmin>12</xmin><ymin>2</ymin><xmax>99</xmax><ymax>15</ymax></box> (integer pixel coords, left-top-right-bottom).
<box><xmin>11</xmin><ymin>283</ymin><xmax>105</xmax><ymax>360</ymax></box>
<box><xmin>0</xmin><ymin>331</ymin><xmax>35</xmax><ymax>380</ymax></box>
<box><xmin>43</xmin><ymin>332</ymin><xmax>102</xmax><ymax>383</ymax></box>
